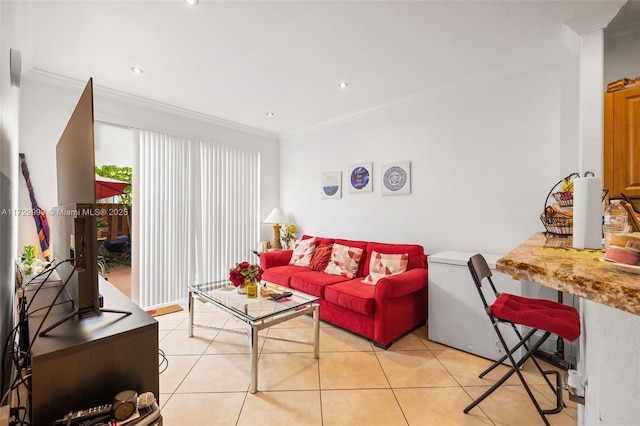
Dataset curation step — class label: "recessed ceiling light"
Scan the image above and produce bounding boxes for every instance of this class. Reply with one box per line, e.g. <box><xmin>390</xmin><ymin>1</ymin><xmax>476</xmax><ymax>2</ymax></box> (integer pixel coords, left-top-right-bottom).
<box><xmin>130</xmin><ymin>66</ymin><xmax>144</xmax><ymax>74</ymax></box>
<box><xmin>266</xmin><ymin>112</ymin><xmax>275</xmax><ymax>117</ymax></box>
<box><xmin>338</xmin><ymin>81</ymin><xmax>349</xmax><ymax>89</ymax></box>
<box><xmin>185</xmin><ymin>0</ymin><xmax>199</xmax><ymax>6</ymax></box>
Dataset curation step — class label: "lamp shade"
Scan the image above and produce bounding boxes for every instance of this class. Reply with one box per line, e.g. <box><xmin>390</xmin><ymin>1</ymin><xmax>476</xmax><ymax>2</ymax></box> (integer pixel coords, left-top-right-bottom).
<box><xmin>263</xmin><ymin>208</ymin><xmax>288</xmax><ymax>224</ymax></box>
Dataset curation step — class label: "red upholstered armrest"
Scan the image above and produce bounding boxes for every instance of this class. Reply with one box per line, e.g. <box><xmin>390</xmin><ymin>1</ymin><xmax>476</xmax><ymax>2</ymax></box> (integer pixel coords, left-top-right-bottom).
<box><xmin>260</xmin><ymin>250</ymin><xmax>293</xmax><ymax>269</ymax></box>
<box><xmin>375</xmin><ymin>268</ymin><xmax>428</xmax><ymax>300</ymax></box>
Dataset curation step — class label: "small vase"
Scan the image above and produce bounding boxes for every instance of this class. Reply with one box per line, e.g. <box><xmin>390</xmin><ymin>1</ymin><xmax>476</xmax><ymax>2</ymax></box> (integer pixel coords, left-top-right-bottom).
<box><xmin>237</xmin><ymin>284</ymin><xmax>247</xmax><ymax>294</ymax></box>
<box><xmin>246</xmin><ymin>282</ymin><xmax>258</xmax><ymax>298</ymax></box>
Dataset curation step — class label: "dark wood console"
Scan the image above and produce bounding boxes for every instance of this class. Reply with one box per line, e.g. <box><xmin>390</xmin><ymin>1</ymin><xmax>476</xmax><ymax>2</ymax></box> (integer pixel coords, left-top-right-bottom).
<box><xmin>26</xmin><ymin>276</ymin><xmax>158</xmax><ymax>425</ymax></box>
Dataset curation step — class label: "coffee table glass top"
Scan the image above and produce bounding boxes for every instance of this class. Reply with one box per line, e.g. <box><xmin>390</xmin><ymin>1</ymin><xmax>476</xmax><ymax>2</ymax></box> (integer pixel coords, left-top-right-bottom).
<box><xmin>190</xmin><ymin>281</ymin><xmax>318</xmax><ymax>322</ymax></box>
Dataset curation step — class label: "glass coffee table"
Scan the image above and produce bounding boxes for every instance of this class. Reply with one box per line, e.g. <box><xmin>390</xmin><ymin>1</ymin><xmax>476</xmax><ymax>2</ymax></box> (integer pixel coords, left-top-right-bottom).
<box><xmin>188</xmin><ymin>281</ymin><xmax>320</xmax><ymax>393</ymax></box>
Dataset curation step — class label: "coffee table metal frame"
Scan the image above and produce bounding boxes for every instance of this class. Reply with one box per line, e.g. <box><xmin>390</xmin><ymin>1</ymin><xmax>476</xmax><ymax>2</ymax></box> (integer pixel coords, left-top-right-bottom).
<box><xmin>188</xmin><ymin>281</ymin><xmax>320</xmax><ymax>393</ymax></box>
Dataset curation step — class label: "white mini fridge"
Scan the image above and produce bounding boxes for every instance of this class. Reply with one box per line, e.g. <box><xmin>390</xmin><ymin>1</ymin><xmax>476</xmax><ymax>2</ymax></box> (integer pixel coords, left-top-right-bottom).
<box><xmin>428</xmin><ymin>251</ymin><xmax>523</xmax><ymax>362</ymax></box>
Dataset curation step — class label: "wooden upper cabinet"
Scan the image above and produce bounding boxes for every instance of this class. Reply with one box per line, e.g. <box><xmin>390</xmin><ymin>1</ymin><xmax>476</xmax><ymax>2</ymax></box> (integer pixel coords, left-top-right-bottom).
<box><xmin>604</xmin><ymin>85</ymin><xmax>640</xmax><ymax>198</ymax></box>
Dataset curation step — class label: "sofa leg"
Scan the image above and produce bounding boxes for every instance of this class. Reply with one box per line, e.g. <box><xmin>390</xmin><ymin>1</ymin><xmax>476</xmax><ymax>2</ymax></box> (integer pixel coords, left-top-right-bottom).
<box><xmin>373</xmin><ymin>341</ymin><xmax>391</xmax><ymax>350</ymax></box>
<box><xmin>373</xmin><ymin>321</ymin><xmax>427</xmax><ymax>350</ymax></box>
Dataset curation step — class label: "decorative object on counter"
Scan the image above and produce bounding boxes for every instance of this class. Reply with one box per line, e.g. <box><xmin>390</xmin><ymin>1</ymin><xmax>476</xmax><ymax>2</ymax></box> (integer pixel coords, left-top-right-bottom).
<box><xmin>381</xmin><ymin>161</ymin><xmax>411</xmax><ymax>195</ymax></box>
<box><xmin>321</xmin><ymin>171</ymin><xmax>342</xmax><ymax>199</ymax></box>
<box><xmin>263</xmin><ymin>208</ymin><xmax>289</xmax><ymax>250</ymax></box>
<box><xmin>540</xmin><ymin>172</ymin><xmax>607</xmax><ymax>239</ymax></box>
<box><xmin>348</xmin><ymin>162</ymin><xmax>373</xmax><ymax>193</ymax></box>
<box><xmin>603</xmin><ymin>246</ymin><xmax>640</xmax><ymax>265</ymax></box>
<box><xmin>229</xmin><ymin>261</ymin><xmax>263</xmax><ymax>295</ymax></box>
<box><xmin>540</xmin><ymin>173</ymin><xmax>578</xmax><ymax>236</ymax></box>
<box><xmin>573</xmin><ymin>172</ymin><xmax>604</xmax><ymax>250</ymax></box>
<box><xmin>281</xmin><ymin>224</ymin><xmax>297</xmax><ymax>249</ymax></box>
<box><xmin>602</xmin><ymin>231</ymin><xmax>640</xmax><ymax>271</ymax></box>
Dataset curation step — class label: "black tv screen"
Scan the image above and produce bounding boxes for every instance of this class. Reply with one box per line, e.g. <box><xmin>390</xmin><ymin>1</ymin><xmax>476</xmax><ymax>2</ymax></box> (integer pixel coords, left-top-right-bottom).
<box><xmin>52</xmin><ymin>78</ymin><xmax>100</xmax><ymax>318</ymax></box>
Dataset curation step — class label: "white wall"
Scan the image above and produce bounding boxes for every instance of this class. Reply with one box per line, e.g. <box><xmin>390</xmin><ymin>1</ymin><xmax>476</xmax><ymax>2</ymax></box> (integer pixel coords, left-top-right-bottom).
<box><xmin>583</xmin><ymin>300</ymin><xmax>640</xmax><ymax>425</ymax></box>
<box><xmin>94</xmin><ymin>122</ymin><xmax>132</xmax><ymax>168</ymax></box>
<box><xmin>604</xmin><ymin>37</ymin><xmax>640</xmax><ymax>86</ymax></box>
<box><xmin>0</xmin><ymin>0</ymin><xmax>33</xmax><ymax>394</ymax></box>
<box><xmin>17</xmin><ymin>74</ymin><xmax>281</xmax><ymax>251</ymax></box>
<box><xmin>280</xmin><ymin>62</ymin><xmax>574</xmax><ymax>256</ymax></box>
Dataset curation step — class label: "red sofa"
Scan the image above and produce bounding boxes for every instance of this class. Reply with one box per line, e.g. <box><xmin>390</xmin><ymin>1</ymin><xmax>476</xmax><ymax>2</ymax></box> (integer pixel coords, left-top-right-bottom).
<box><xmin>260</xmin><ymin>235</ymin><xmax>428</xmax><ymax>349</ymax></box>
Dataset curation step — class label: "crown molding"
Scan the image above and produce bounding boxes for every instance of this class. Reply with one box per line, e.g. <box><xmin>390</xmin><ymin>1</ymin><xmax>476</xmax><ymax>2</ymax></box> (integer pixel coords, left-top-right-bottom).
<box><xmin>282</xmin><ymin>50</ymin><xmax>561</xmax><ymax>139</ymax></box>
<box><xmin>564</xmin><ymin>1</ymin><xmax>626</xmax><ymax>34</ymax></box>
<box><xmin>605</xmin><ymin>21</ymin><xmax>640</xmax><ymax>47</ymax></box>
<box><xmin>23</xmin><ymin>68</ymin><xmax>278</xmax><ymax>140</ymax></box>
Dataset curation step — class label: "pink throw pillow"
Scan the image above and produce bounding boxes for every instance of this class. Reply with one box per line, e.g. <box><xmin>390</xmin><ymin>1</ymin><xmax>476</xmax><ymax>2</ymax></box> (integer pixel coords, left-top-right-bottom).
<box><xmin>361</xmin><ymin>251</ymin><xmax>409</xmax><ymax>285</ymax></box>
<box><xmin>289</xmin><ymin>237</ymin><xmax>316</xmax><ymax>267</ymax></box>
<box><xmin>324</xmin><ymin>243</ymin><xmax>363</xmax><ymax>279</ymax></box>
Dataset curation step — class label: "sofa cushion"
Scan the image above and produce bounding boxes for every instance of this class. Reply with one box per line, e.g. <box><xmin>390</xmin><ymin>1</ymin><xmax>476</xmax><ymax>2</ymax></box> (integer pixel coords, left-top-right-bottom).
<box><xmin>362</xmin><ymin>251</ymin><xmax>409</xmax><ymax>285</ymax></box>
<box><xmin>262</xmin><ymin>264</ymin><xmax>309</xmax><ymax>288</ymax></box>
<box><xmin>324</xmin><ymin>243</ymin><xmax>364</xmax><ymax>279</ymax></box>
<box><xmin>309</xmin><ymin>244</ymin><xmax>332</xmax><ymax>271</ymax></box>
<box><xmin>363</xmin><ymin>242</ymin><xmax>426</xmax><ymax>276</ymax></box>
<box><xmin>289</xmin><ymin>270</ymin><xmax>349</xmax><ymax>298</ymax></box>
<box><xmin>289</xmin><ymin>237</ymin><xmax>316</xmax><ymax>267</ymax></box>
<box><xmin>324</xmin><ymin>280</ymin><xmax>376</xmax><ymax>316</ymax></box>
<box><xmin>302</xmin><ymin>234</ymin><xmax>335</xmax><ymax>246</ymax></box>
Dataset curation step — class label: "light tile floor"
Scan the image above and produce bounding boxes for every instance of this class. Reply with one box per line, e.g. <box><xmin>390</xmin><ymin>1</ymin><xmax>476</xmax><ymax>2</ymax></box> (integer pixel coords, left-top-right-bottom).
<box><xmin>157</xmin><ymin>299</ymin><xmax>577</xmax><ymax>425</ymax></box>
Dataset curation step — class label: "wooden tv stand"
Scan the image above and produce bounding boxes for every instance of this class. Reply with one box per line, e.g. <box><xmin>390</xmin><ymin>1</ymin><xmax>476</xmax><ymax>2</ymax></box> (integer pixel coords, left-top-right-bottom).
<box><xmin>25</xmin><ymin>276</ymin><xmax>159</xmax><ymax>425</ymax></box>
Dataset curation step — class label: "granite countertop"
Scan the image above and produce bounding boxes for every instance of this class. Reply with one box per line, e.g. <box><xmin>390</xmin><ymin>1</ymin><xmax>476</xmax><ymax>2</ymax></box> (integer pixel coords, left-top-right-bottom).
<box><xmin>496</xmin><ymin>233</ymin><xmax>640</xmax><ymax>316</ymax></box>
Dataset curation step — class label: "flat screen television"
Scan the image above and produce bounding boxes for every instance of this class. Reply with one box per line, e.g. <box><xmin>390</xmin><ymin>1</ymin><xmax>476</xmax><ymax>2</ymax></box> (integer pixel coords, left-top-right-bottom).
<box><xmin>44</xmin><ymin>78</ymin><xmax>129</xmax><ymax>335</ymax></box>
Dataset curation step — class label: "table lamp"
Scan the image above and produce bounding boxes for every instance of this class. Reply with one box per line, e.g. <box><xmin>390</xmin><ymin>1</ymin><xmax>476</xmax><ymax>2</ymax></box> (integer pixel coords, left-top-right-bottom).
<box><xmin>263</xmin><ymin>208</ymin><xmax>289</xmax><ymax>250</ymax></box>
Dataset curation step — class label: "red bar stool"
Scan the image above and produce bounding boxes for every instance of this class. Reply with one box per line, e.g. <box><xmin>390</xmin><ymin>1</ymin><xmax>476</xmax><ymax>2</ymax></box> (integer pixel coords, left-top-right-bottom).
<box><xmin>464</xmin><ymin>254</ymin><xmax>581</xmax><ymax>426</ymax></box>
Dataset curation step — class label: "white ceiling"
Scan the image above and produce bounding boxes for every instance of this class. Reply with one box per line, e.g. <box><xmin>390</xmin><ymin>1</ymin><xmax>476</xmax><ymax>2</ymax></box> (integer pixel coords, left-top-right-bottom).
<box><xmin>25</xmin><ymin>0</ymin><xmax>638</xmax><ymax>135</ymax></box>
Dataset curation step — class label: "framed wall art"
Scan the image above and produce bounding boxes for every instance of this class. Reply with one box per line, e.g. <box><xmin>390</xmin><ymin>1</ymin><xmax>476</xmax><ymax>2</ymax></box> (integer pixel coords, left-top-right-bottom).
<box><xmin>321</xmin><ymin>171</ymin><xmax>342</xmax><ymax>199</ymax></box>
<box><xmin>381</xmin><ymin>161</ymin><xmax>411</xmax><ymax>195</ymax></box>
<box><xmin>348</xmin><ymin>162</ymin><xmax>373</xmax><ymax>193</ymax></box>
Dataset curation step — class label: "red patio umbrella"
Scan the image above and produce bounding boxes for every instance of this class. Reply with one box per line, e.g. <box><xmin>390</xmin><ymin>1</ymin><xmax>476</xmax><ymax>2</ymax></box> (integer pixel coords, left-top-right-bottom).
<box><xmin>95</xmin><ymin>174</ymin><xmax>130</xmax><ymax>200</ymax></box>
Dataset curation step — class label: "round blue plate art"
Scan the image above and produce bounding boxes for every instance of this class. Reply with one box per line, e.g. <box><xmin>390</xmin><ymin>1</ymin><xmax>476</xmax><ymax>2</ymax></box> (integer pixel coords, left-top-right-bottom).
<box><xmin>350</xmin><ymin>166</ymin><xmax>370</xmax><ymax>190</ymax></box>
<box><xmin>383</xmin><ymin>166</ymin><xmax>407</xmax><ymax>191</ymax></box>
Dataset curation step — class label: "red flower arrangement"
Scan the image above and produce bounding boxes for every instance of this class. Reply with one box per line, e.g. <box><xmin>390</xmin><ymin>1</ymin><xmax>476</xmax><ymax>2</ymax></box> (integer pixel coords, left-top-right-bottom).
<box><xmin>229</xmin><ymin>261</ymin><xmax>263</xmax><ymax>287</ymax></box>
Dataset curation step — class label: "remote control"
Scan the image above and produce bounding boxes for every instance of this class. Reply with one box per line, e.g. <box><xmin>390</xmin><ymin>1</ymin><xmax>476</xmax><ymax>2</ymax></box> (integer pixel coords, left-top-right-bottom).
<box><xmin>271</xmin><ymin>292</ymin><xmax>293</xmax><ymax>301</ymax></box>
<box><xmin>51</xmin><ymin>403</ymin><xmax>112</xmax><ymax>424</ymax></box>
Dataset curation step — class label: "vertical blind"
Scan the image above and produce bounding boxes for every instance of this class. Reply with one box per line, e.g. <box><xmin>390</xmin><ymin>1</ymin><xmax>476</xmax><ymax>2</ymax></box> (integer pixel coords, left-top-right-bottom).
<box><xmin>132</xmin><ymin>129</ymin><xmax>260</xmax><ymax>307</ymax></box>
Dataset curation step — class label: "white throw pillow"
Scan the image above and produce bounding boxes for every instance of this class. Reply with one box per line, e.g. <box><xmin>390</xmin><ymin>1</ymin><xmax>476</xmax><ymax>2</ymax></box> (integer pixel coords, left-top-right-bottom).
<box><xmin>323</xmin><ymin>243</ymin><xmax>363</xmax><ymax>279</ymax></box>
<box><xmin>289</xmin><ymin>238</ymin><xmax>316</xmax><ymax>267</ymax></box>
<box><xmin>361</xmin><ymin>251</ymin><xmax>409</xmax><ymax>285</ymax></box>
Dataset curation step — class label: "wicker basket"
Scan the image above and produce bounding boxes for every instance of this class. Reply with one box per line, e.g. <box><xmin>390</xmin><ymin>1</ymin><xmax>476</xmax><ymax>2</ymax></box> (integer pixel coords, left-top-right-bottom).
<box><xmin>540</xmin><ymin>173</ymin><xmax>608</xmax><ymax>236</ymax></box>
<box><xmin>539</xmin><ymin>213</ymin><xmax>573</xmax><ymax>236</ymax></box>
<box><xmin>552</xmin><ymin>191</ymin><xmax>574</xmax><ymax>207</ymax></box>
<box><xmin>540</xmin><ymin>173</ymin><xmax>579</xmax><ymax>236</ymax></box>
